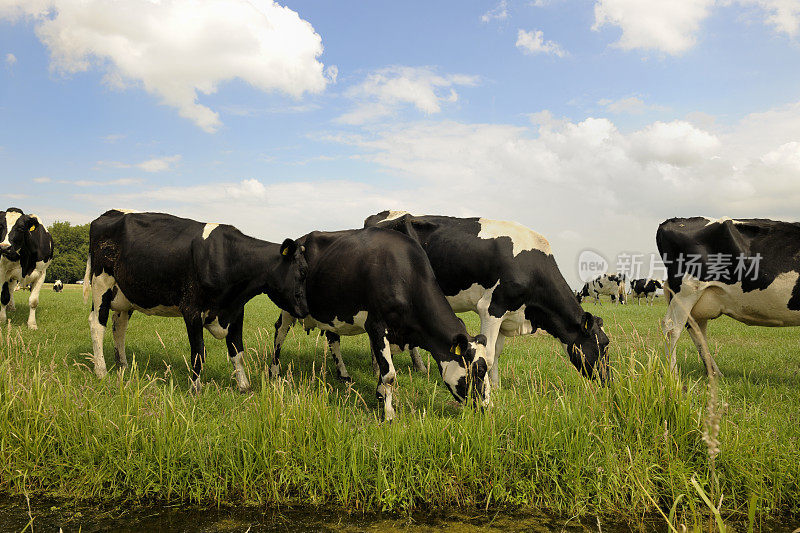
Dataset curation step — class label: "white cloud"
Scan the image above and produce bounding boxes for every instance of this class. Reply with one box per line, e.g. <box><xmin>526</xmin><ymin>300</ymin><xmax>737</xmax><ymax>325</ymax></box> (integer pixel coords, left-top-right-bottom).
<box><xmin>0</xmin><ymin>0</ymin><xmax>328</xmax><ymax>132</ymax></box>
<box><xmin>69</xmin><ymin>178</ymin><xmax>144</xmax><ymax>187</ymax></box>
<box><xmin>481</xmin><ymin>1</ymin><xmax>509</xmax><ymax>23</ymax></box>
<box><xmin>96</xmin><ymin>155</ymin><xmax>181</xmax><ymax>173</ymax></box>
<box><xmin>516</xmin><ymin>29</ymin><xmax>567</xmax><ymax>57</ymax></box>
<box><xmin>102</xmin><ymin>133</ymin><xmax>125</xmax><ymax>144</ymax></box>
<box><xmin>5</xmin><ymin>53</ymin><xmax>16</xmax><ymax>66</ymax></box>
<box><xmin>33</xmin><ymin>176</ymin><xmax>51</xmax><ymax>183</ymax></box>
<box><xmin>322</xmin><ymin>102</ymin><xmax>800</xmax><ymax>285</ymax></box>
<box><xmin>338</xmin><ymin>66</ymin><xmax>479</xmax><ymax>125</ymax></box>
<box><xmin>74</xmin><ymin>178</ymin><xmax>399</xmax><ymax>243</ymax></box>
<box><xmin>735</xmin><ymin>0</ymin><xmax>800</xmax><ymax>36</ymax></box>
<box><xmin>593</xmin><ymin>0</ymin><xmax>714</xmax><ymax>54</ymax></box>
<box><xmin>598</xmin><ymin>96</ymin><xmax>668</xmax><ymax>115</ymax></box>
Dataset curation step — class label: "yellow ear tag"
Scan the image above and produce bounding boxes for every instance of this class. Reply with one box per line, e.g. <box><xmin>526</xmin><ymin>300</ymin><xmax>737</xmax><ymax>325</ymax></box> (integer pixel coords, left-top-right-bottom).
<box><xmin>453</xmin><ymin>344</ymin><xmax>461</xmax><ymax>356</ymax></box>
<box><xmin>583</xmin><ymin>319</ymin><xmax>589</xmax><ymax>330</ymax></box>
<box><xmin>281</xmin><ymin>247</ymin><xmax>289</xmax><ymax>256</ymax></box>
<box><xmin>29</xmin><ymin>226</ymin><xmax>36</xmax><ymax>232</ymax></box>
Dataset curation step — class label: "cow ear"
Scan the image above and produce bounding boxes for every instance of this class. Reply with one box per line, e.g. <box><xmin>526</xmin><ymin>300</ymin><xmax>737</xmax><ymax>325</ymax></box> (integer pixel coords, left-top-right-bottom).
<box><xmin>280</xmin><ymin>238</ymin><xmax>298</xmax><ymax>258</ymax></box>
<box><xmin>450</xmin><ymin>333</ymin><xmax>469</xmax><ymax>356</ymax></box>
<box><xmin>474</xmin><ymin>334</ymin><xmax>487</xmax><ymax>347</ymax></box>
<box><xmin>581</xmin><ymin>312</ymin><xmax>595</xmax><ymax>334</ymax></box>
<box><xmin>27</xmin><ymin>218</ymin><xmax>38</xmax><ymax>232</ymax></box>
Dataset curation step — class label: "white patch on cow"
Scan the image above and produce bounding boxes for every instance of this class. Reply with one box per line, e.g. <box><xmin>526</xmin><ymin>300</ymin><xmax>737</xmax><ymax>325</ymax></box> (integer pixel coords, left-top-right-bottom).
<box><xmin>230</xmin><ymin>351</ymin><xmax>250</xmax><ymax>392</ymax></box>
<box><xmin>113</xmin><ymin>209</ymin><xmax>139</xmax><ymax>214</ymax></box>
<box><xmin>704</xmin><ymin>216</ymin><xmax>743</xmax><ymax>226</ymax></box>
<box><xmin>470</xmin><ymin>340</ymin><xmax>492</xmax><ymax>408</ymax></box>
<box><xmin>307</xmin><ymin>310</ymin><xmax>369</xmax><ymax>336</ymax></box>
<box><xmin>681</xmin><ymin>272</ymin><xmax>800</xmax><ymax>327</ymax></box>
<box><xmin>440</xmin><ymin>359</ymin><xmax>467</xmax><ymax>402</ymax></box>
<box><xmin>498</xmin><ymin>304</ymin><xmax>535</xmax><ymax>336</ymax></box>
<box><xmin>202</xmin><ymin>223</ymin><xmax>219</xmax><ymax>240</ymax></box>
<box><xmin>1</xmin><ymin>211</ymin><xmax>22</xmax><ymax>246</ymax></box>
<box><xmin>477</xmin><ymin>218</ymin><xmax>551</xmax><ymax>256</ymax></box>
<box><xmin>205</xmin><ymin>316</ymin><xmax>229</xmax><ymax>339</ymax></box>
<box><xmin>381</xmin><ymin>210</ymin><xmax>410</xmax><ymax>222</ymax></box>
<box><xmin>446</xmin><ymin>281</ymin><xmax>497</xmax><ymax>313</ymax></box>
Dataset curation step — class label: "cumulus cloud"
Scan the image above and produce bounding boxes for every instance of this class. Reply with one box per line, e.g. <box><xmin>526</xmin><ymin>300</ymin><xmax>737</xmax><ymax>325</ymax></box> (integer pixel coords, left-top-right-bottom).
<box><xmin>481</xmin><ymin>1</ymin><xmax>509</xmax><ymax>23</ymax></box>
<box><xmin>593</xmin><ymin>0</ymin><xmax>715</xmax><ymax>54</ymax></box>
<box><xmin>516</xmin><ymin>29</ymin><xmax>567</xmax><ymax>57</ymax></box>
<box><xmin>96</xmin><ymin>155</ymin><xmax>181</xmax><ymax>173</ymax></box>
<box><xmin>5</xmin><ymin>53</ymin><xmax>16</xmax><ymax>67</ymax></box>
<box><xmin>598</xmin><ymin>96</ymin><xmax>668</xmax><ymax>115</ymax></box>
<box><xmin>735</xmin><ymin>0</ymin><xmax>800</xmax><ymax>36</ymax></box>
<box><xmin>0</xmin><ymin>0</ymin><xmax>328</xmax><ymax>132</ymax></box>
<box><xmin>338</xmin><ymin>66</ymin><xmax>479</xmax><ymax>125</ymax></box>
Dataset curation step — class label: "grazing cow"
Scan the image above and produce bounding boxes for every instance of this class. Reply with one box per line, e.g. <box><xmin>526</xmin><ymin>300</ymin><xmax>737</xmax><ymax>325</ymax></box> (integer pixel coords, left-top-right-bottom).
<box><xmin>84</xmin><ymin>209</ymin><xmax>309</xmax><ymax>392</ymax></box>
<box><xmin>364</xmin><ymin>211</ymin><xmax>610</xmax><ymax>386</ymax></box>
<box><xmin>629</xmin><ymin>278</ymin><xmax>662</xmax><ymax>305</ymax></box>
<box><xmin>657</xmin><ymin>216</ymin><xmax>800</xmax><ymax>377</ymax></box>
<box><xmin>271</xmin><ymin>227</ymin><xmax>491</xmax><ymax>421</ymax></box>
<box><xmin>0</xmin><ymin>208</ymin><xmax>53</xmax><ymax>329</ymax></box>
<box><xmin>578</xmin><ymin>273</ymin><xmax>626</xmax><ymax>305</ymax></box>
<box><xmin>53</xmin><ymin>280</ymin><xmax>64</xmax><ymax>292</ymax></box>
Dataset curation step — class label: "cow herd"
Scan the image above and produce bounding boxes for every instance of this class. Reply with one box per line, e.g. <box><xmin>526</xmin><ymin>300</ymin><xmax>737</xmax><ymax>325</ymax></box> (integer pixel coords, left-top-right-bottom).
<box><xmin>2</xmin><ymin>207</ymin><xmax>799</xmax><ymax>419</ymax></box>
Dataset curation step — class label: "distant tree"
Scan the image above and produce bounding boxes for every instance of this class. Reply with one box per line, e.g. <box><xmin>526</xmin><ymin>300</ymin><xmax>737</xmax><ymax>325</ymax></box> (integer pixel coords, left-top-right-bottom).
<box><xmin>46</xmin><ymin>221</ymin><xmax>90</xmax><ymax>283</ymax></box>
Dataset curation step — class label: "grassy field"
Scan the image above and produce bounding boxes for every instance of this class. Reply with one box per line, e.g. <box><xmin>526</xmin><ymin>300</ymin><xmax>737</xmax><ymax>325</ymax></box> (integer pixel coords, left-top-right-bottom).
<box><xmin>1</xmin><ymin>284</ymin><xmax>799</xmax><ymax>529</ymax></box>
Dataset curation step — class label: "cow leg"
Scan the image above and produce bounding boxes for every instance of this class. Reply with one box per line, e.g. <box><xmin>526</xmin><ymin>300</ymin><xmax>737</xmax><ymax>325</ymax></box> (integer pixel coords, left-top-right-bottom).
<box><xmin>184</xmin><ymin>317</ymin><xmax>206</xmax><ymax>394</ymax></box>
<box><xmin>26</xmin><ymin>270</ymin><xmax>46</xmax><ymax>330</ymax></box>
<box><xmin>370</xmin><ymin>330</ymin><xmax>397</xmax><ymax>422</ymax></box>
<box><xmin>112</xmin><ymin>310</ymin><xmax>131</xmax><ymax>369</ymax></box>
<box><xmin>409</xmin><ymin>347</ymin><xmax>428</xmax><ymax>373</ymax></box>
<box><xmin>87</xmin><ymin>280</ymin><xmax>115</xmax><ymax>379</ymax></box>
<box><xmin>270</xmin><ymin>310</ymin><xmax>296</xmax><ymax>379</ymax></box>
<box><xmin>491</xmin><ymin>332</ymin><xmax>506</xmax><ymax>386</ymax></box>
<box><xmin>324</xmin><ymin>331</ymin><xmax>352</xmax><ymax>382</ymax></box>
<box><xmin>226</xmin><ymin>312</ymin><xmax>251</xmax><ymax>393</ymax></box>
<box><xmin>686</xmin><ymin>318</ymin><xmax>723</xmax><ymax>378</ymax></box>
<box><xmin>6</xmin><ymin>279</ymin><xmax>17</xmax><ymax>312</ymax></box>
<box><xmin>479</xmin><ymin>315</ymin><xmax>505</xmax><ymax>388</ymax></box>
<box><xmin>0</xmin><ymin>282</ymin><xmax>9</xmax><ymax>324</ymax></box>
<box><xmin>662</xmin><ymin>288</ymin><xmax>704</xmax><ymax>374</ymax></box>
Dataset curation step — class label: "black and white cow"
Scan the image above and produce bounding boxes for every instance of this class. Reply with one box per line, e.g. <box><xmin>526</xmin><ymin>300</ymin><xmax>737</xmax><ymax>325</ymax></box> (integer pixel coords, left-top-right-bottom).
<box><xmin>657</xmin><ymin>216</ymin><xmax>800</xmax><ymax>377</ymax></box>
<box><xmin>271</xmin><ymin>227</ymin><xmax>491</xmax><ymax>421</ymax></box>
<box><xmin>363</xmin><ymin>211</ymin><xmax>610</xmax><ymax>387</ymax></box>
<box><xmin>84</xmin><ymin>209</ymin><xmax>309</xmax><ymax>392</ymax></box>
<box><xmin>53</xmin><ymin>279</ymin><xmax>64</xmax><ymax>292</ymax></box>
<box><xmin>629</xmin><ymin>278</ymin><xmax>662</xmax><ymax>305</ymax></box>
<box><xmin>0</xmin><ymin>208</ymin><xmax>53</xmax><ymax>329</ymax></box>
<box><xmin>578</xmin><ymin>273</ymin><xmax>626</xmax><ymax>305</ymax></box>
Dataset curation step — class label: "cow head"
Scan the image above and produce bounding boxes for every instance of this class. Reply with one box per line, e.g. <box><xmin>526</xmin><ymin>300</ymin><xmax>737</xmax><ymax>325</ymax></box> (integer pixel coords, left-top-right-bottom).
<box><xmin>566</xmin><ymin>312</ymin><xmax>611</xmax><ymax>383</ymax></box>
<box><xmin>0</xmin><ymin>209</ymin><xmax>38</xmax><ymax>262</ymax></box>
<box><xmin>439</xmin><ymin>333</ymin><xmax>491</xmax><ymax>407</ymax></box>
<box><xmin>267</xmin><ymin>238</ymin><xmax>309</xmax><ymax>318</ymax></box>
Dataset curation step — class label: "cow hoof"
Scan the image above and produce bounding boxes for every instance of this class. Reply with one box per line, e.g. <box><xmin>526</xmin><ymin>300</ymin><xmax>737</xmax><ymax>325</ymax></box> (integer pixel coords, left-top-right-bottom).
<box><xmin>337</xmin><ymin>374</ymin><xmax>353</xmax><ymax>383</ymax></box>
<box><xmin>237</xmin><ymin>385</ymin><xmax>252</xmax><ymax>394</ymax></box>
<box><xmin>191</xmin><ymin>379</ymin><xmax>202</xmax><ymax>395</ymax></box>
<box><xmin>95</xmin><ymin>368</ymin><xmax>108</xmax><ymax>379</ymax></box>
<box><xmin>27</xmin><ymin>323</ymin><xmax>38</xmax><ymax>331</ymax></box>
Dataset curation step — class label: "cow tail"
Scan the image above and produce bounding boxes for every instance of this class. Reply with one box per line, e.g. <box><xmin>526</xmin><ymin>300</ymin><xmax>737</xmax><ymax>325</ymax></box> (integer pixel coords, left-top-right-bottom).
<box><xmin>83</xmin><ymin>257</ymin><xmax>92</xmax><ymax>304</ymax></box>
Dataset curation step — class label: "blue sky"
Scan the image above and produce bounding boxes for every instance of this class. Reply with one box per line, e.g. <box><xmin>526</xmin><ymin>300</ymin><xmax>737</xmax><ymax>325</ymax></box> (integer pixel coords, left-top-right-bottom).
<box><xmin>2</xmin><ymin>0</ymin><xmax>800</xmax><ymax>286</ymax></box>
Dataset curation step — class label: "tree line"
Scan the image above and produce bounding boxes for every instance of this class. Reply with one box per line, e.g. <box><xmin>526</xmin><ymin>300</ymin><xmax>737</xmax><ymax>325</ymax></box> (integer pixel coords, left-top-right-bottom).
<box><xmin>46</xmin><ymin>221</ymin><xmax>90</xmax><ymax>283</ymax></box>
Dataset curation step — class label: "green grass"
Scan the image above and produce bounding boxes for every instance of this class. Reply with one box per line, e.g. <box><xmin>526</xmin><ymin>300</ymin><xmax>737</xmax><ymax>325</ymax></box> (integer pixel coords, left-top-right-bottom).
<box><xmin>1</xmin><ymin>286</ymin><xmax>799</xmax><ymax>528</ymax></box>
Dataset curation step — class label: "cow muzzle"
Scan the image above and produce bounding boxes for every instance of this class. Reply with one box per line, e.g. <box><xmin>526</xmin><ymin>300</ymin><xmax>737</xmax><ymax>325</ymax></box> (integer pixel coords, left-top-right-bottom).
<box><xmin>0</xmin><ymin>245</ymin><xmax>19</xmax><ymax>261</ymax></box>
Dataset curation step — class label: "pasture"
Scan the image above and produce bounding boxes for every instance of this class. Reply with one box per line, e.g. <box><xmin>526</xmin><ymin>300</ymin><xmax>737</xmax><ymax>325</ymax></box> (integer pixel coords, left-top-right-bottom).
<box><xmin>1</xmin><ymin>285</ymin><xmax>799</xmax><ymax>529</ymax></box>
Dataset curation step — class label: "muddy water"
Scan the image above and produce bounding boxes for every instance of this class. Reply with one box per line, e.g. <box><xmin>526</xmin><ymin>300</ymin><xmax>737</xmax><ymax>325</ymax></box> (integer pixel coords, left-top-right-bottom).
<box><xmin>0</xmin><ymin>495</ymin><xmax>796</xmax><ymax>532</ymax></box>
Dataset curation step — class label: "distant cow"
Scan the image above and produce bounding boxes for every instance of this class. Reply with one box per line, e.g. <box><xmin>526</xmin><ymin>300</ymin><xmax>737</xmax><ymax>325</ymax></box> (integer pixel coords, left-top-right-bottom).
<box><xmin>364</xmin><ymin>211</ymin><xmax>610</xmax><ymax>386</ymax></box>
<box><xmin>629</xmin><ymin>278</ymin><xmax>662</xmax><ymax>305</ymax></box>
<box><xmin>657</xmin><ymin>216</ymin><xmax>800</xmax><ymax>377</ymax></box>
<box><xmin>53</xmin><ymin>279</ymin><xmax>64</xmax><ymax>292</ymax></box>
<box><xmin>84</xmin><ymin>209</ymin><xmax>308</xmax><ymax>392</ymax></box>
<box><xmin>0</xmin><ymin>208</ymin><xmax>53</xmax><ymax>329</ymax></box>
<box><xmin>272</xmin><ymin>227</ymin><xmax>491</xmax><ymax>421</ymax></box>
<box><xmin>578</xmin><ymin>273</ymin><xmax>626</xmax><ymax>305</ymax></box>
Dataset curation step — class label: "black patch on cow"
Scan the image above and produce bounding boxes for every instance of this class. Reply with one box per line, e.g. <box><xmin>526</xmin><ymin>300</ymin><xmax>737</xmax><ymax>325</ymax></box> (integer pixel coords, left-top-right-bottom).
<box><xmin>98</xmin><ymin>289</ymin><xmax>114</xmax><ymax>326</ymax></box>
<box><xmin>658</xmin><ymin>217</ymin><xmax>800</xmax><ymax>310</ymax></box>
<box><xmin>1</xmin><ymin>282</ymin><xmax>8</xmax><ymax>306</ymax></box>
